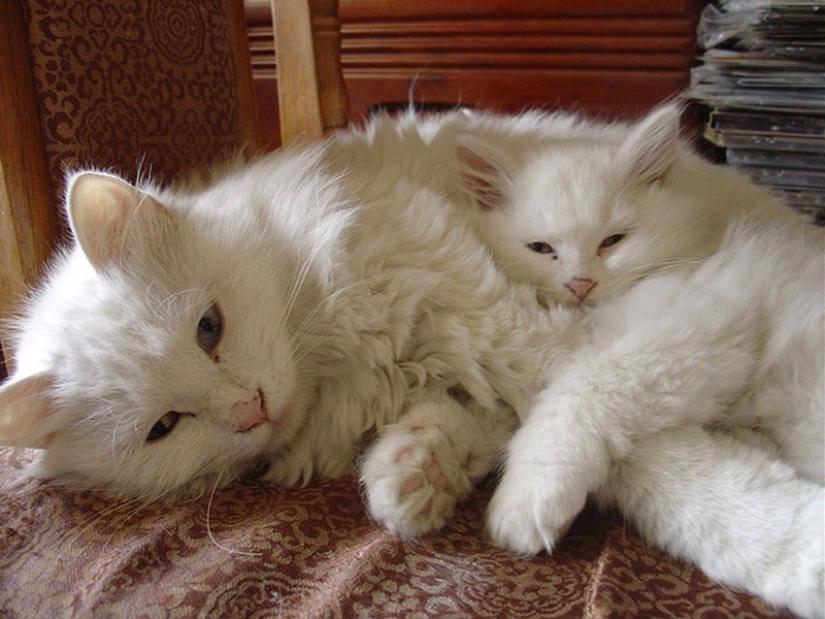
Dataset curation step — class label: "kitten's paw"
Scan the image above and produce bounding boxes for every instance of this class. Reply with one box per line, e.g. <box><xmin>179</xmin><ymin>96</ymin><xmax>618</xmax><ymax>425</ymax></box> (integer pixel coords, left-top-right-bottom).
<box><xmin>486</xmin><ymin>466</ymin><xmax>586</xmax><ymax>555</ymax></box>
<box><xmin>361</xmin><ymin>424</ymin><xmax>472</xmax><ymax>537</ymax></box>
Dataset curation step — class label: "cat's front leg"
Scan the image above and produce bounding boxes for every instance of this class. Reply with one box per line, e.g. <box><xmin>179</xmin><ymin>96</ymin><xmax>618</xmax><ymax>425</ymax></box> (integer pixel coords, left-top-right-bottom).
<box><xmin>361</xmin><ymin>393</ymin><xmax>515</xmax><ymax>537</ymax></box>
<box><xmin>486</xmin><ymin>388</ymin><xmax>610</xmax><ymax>553</ymax></box>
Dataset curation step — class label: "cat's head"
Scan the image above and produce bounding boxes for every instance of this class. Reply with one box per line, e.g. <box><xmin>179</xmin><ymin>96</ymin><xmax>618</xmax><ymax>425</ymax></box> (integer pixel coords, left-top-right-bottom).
<box><xmin>0</xmin><ymin>151</ymin><xmax>337</xmax><ymax>500</ymax></box>
<box><xmin>458</xmin><ymin>104</ymin><xmax>702</xmax><ymax>306</ymax></box>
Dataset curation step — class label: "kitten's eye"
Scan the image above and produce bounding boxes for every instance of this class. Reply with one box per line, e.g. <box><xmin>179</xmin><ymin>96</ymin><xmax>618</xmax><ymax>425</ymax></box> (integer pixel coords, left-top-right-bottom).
<box><xmin>147</xmin><ymin>412</ymin><xmax>181</xmax><ymax>442</ymax></box>
<box><xmin>600</xmin><ymin>234</ymin><xmax>625</xmax><ymax>249</ymax></box>
<box><xmin>197</xmin><ymin>303</ymin><xmax>223</xmax><ymax>355</ymax></box>
<box><xmin>527</xmin><ymin>241</ymin><xmax>556</xmax><ymax>256</ymax></box>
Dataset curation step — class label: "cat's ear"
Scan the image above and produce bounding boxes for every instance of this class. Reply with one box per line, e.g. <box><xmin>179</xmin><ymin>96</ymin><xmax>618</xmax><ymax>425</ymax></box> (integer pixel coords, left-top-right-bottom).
<box><xmin>619</xmin><ymin>103</ymin><xmax>682</xmax><ymax>185</ymax></box>
<box><xmin>67</xmin><ymin>172</ymin><xmax>172</xmax><ymax>271</ymax></box>
<box><xmin>0</xmin><ymin>372</ymin><xmax>58</xmax><ymax>448</ymax></box>
<box><xmin>455</xmin><ymin>136</ymin><xmax>516</xmax><ymax>212</ymax></box>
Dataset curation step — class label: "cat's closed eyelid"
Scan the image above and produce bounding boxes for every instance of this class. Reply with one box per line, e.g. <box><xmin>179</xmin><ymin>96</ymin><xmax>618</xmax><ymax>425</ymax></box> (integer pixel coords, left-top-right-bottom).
<box><xmin>598</xmin><ymin>234</ymin><xmax>626</xmax><ymax>251</ymax></box>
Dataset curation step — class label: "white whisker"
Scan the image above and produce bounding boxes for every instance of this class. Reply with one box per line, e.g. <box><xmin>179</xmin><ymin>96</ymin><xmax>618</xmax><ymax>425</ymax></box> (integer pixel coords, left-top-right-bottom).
<box><xmin>205</xmin><ymin>464</ymin><xmax>261</xmax><ymax>557</ymax></box>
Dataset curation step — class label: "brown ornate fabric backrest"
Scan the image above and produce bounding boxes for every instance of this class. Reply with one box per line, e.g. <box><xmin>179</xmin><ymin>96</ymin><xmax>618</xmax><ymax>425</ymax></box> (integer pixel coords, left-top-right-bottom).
<box><xmin>23</xmin><ymin>0</ymin><xmax>259</xmax><ymax>211</ymax></box>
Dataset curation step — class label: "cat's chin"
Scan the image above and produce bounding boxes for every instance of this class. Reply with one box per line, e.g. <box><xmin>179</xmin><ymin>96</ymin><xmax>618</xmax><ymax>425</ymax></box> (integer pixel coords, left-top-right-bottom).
<box><xmin>541</xmin><ymin>294</ymin><xmax>594</xmax><ymax>311</ymax></box>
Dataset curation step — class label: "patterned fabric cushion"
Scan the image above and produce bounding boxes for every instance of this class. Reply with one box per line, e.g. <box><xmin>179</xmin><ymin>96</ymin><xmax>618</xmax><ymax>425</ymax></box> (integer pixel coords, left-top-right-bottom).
<box><xmin>0</xmin><ymin>448</ymin><xmax>792</xmax><ymax>618</ymax></box>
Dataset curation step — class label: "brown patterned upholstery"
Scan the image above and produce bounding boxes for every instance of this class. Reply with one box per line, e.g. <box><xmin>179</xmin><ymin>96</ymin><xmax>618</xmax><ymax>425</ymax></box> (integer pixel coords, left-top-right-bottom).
<box><xmin>23</xmin><ymin>0</ymin><xmax>256</xmax><ymax>208</ymax></box>
<box><xmin>0</xmin><ymin>448</ymin><xmax>791</xmax><ymax>617</ymax></box>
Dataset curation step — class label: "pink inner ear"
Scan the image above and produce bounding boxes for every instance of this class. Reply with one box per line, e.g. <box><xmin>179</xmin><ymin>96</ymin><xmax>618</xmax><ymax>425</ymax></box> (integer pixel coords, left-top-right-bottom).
<box><xmin>68</xmin><ymin>172</ymin><xmax>165</xmax><ymax>273</ymax></box>
<box><xmin>68</xmin><ymin>172</ymin><xmax>136</xmax><ymax>271</ymax></box>
<box><xmin>621</xmin><ymin>105</ymin><xmax>681</xmax><ymax>186</ymax></box>
<box><xmin>456</xmin><ymin>143</ymin><xmax>508</xmax><ymax>211</ymax></box>
<box><xmin>0</xmin><ymin>372</ymin><xmax>57</xmax><ymax>449</ymax></box>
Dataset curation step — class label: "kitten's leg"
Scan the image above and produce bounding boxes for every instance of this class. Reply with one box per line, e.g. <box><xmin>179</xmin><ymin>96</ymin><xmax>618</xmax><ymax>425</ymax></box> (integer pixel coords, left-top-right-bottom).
<box><xmin>486</xmin><ymin>387</ymin><xmax>609</xmax><ymax>554</ymax></box>
<box><xmin>361</xmin><ymin>393</ymin><xmax>515</xmax><ymax>537</ymax></box>
<box><xmin>488</xmin><ymin>275</ymin><xmax>760</xmax><ymax>554</ymax></box>
<box><xmin>599</xmin><ymin>425</ymin><xmax>825</xmax><ymax>619</ymax></box>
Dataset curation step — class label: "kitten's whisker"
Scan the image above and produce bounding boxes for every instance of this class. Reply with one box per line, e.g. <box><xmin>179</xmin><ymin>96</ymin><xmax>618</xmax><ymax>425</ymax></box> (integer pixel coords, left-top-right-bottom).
<box><xmin>624</xmin><ymin>256</ymin><xmax>704</xmax><ymax>280</ymax></box>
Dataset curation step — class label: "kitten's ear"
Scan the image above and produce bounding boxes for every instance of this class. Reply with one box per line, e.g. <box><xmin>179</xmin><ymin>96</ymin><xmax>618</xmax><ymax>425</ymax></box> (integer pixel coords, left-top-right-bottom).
<box><xmin>0</xmin><ymin>372</ymin><xmax>58</xmax><ymax>448</ymax></box>
<box><xmin>619</xmin><ymin>103</ymin><xmax>682</xmax><ymax>185</ymax></box>
<box><xmin>67</xmin><ymin>172</ymin><xmax>171</xmax><ymax>271</ymax></box>
<box><xmin>455</xmin><ymin>136</ymin><xmax>515</xmax><ymax>212</ymax></box>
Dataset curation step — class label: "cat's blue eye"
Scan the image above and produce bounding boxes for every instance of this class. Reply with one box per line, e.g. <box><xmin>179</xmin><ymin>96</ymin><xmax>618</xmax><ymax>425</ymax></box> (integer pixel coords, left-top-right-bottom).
<box><xmin>147</xmin><ymin>411</ymin><xmax>181</xmax><ymax>442</ymax></box>
<box><xmin>197</xmin><ymin>303</ymin><xmax>223</xmax><ymax>355</ymax></box>
<box><xmin>527</xmin><ymin>241</ymin><xmax>555</xmax><ymax>256</ymax></box>
<box><xmin>600</xmin><ymin>234</ymin><xmax>625</xmax><ymax>249</ymax></box>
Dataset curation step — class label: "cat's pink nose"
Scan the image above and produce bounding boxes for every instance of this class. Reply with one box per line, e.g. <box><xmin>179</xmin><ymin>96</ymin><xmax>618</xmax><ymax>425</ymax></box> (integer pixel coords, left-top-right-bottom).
<box><xmin>565</xmin><ymin>278</ymin><xmax>596</xmax><ymax>301</ymax></box>
<box><xmin>233</xmin><ymin>392</ymin><xmax>269</xmax><ymax>432</ymax></box>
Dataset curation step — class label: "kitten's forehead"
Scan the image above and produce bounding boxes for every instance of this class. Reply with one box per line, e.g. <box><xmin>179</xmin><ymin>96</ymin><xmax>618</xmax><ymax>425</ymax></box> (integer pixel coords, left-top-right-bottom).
<box><xmin>515</xmin><ymin>144</ymin><xmax>621</xmax><ymax>230</ymax></box>
<box><xmin>528</xmin><ymin>142</ymin><xmax>617</xmax><ymax>184</ymax></box>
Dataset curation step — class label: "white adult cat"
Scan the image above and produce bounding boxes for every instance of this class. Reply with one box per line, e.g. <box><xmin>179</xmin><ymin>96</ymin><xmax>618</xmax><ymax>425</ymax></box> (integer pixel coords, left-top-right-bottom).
<box><xmin>458</xmin><ymin>105</ymin><xmax>824</xmax><ymax>619</ymax></box>
<box><xmin>0</xmin><ymin>103</ymin><xmax>680</xmax><ymax>514</ymax></box>
<box><xmin>0</xmin><ymin>136</ymin><xmax>571</xmax><ymax>525</ymax></box>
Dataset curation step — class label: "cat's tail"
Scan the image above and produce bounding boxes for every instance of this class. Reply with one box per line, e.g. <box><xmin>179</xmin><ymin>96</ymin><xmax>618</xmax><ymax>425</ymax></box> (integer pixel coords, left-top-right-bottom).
<box><xmin>598</xmin><ymin>424</ymin><xmax>824</xmax><ymax>619</ymax></box>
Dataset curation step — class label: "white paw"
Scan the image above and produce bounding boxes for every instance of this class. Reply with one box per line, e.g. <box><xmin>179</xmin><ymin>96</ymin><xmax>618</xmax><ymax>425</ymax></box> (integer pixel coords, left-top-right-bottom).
<box><xmin>361</xmin><ymin>423</ymin><xmax>472</xmax><ymax>537</ymax></box>
<box><xmin>486</xmin><ymin>464</ymin><xmax>587</xmax><ymax>555</ymax></box>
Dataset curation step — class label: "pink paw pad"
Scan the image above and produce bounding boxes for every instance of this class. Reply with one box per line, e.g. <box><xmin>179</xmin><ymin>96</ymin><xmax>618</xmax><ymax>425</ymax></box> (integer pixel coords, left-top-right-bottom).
<box><xmin>396</xmin><ymin>452</ymin><xmax>448</xmax><ymax>498</ymax></box>
<box><xmin>424</xmin><ymin>460</ymin><xmax>448</xmax><ymax>490</ymax></box>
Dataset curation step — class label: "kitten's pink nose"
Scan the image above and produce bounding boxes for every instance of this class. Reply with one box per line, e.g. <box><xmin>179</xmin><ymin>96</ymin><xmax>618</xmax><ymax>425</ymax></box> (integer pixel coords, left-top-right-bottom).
<box><xmin>233</xmin><ymin>393</ymin><xmax>269</xmax><ymax>432</ymax></box>
<box><xmin>565</xmin><ymin>278</ymin><xmax>596</xmax><ymax>301</ymax></box>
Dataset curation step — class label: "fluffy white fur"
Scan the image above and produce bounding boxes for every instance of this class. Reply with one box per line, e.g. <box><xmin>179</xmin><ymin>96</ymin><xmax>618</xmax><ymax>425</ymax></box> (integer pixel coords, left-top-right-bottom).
<box><xmin>0</xmin><ymin>104</ymin><xmax>821</xmax><ymax>618</ymax></box>
<box><xmin>0</xmin><ymin>131</ymin><xmax>570</xmax><ymax>504</ymax></box>
<box><xmin>457</xmin><ymin>105</ymin><xmax>824</xmax><ymax>619</ymax></box>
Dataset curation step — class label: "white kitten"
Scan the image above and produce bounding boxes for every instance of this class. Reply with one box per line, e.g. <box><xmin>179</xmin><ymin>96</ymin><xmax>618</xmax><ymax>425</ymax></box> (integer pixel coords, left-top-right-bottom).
<box><xmin>460</xmin><ymin>105</ymin><xmax>825</xmax><ymax>618</ymax></box>
<box><xmin>456</xmin><ymin>105</ymin><xmax>776</xmax><ymax>306</ymax></box>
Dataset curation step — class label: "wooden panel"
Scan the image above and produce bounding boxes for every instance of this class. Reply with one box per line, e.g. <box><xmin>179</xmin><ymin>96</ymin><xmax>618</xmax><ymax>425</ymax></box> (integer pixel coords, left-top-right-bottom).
<box><xmin>246</xmin><ymin>0</ymin><xmax>707</xmax><ymax>143</ymax></box>
<box><xmin>344</xmin><ymin>70</ymin><xmax>689</xmax><ymax>122</ymax></box>
<box><xmin>0</xmin><ymin>0</ymin><xmax>60</xmax><ymax>368</ymax></box>
<box><xmin>271</xmin><ymin>0</ymin><xmax>327</xmax><ymax>144</ymax></box>
<box><xmin>227</xmin><ymin>0</ymin><xmax>264</xmax><ymax>153</ymax></box>
<box><xmin>339</xmin><ymin>0</ymin><xmax>698</xmax><ymax>19</ymax></box>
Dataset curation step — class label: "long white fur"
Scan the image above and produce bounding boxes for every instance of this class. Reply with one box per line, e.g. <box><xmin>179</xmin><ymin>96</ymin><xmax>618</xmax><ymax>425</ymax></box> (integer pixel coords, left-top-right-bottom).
<box><xmin>0</xmin><ymin>125</ymin><xmax>573</xmax><ymax>499</ymax></box>
<box><xmin>0</xmin><ymin>105</ymin><xmax>821</xmax><ymax>618</ymax></box>
<box><xmin>454</xmin><ymin>105</ymin><xmax>824</xmax><ymax>618</ymax></box>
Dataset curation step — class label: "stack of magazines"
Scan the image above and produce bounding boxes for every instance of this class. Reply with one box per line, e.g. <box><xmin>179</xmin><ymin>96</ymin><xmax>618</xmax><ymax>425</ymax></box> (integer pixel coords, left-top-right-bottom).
<box><xmin>689</xmin><ymin>0</ymin><xmax>824</xmax><ymax>222</ymax></box>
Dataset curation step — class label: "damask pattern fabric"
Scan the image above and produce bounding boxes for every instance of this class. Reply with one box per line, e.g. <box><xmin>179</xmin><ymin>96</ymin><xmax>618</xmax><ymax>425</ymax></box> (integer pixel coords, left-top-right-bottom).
<box><xmin>0</xmin><ymin>449</ymin><xmax>792</xmax><ymax>618</ymax></box>
<box><xmin>23</xmin><ymin>0</ymin><xmax>243</xmax><ymax>208</ymax></box>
